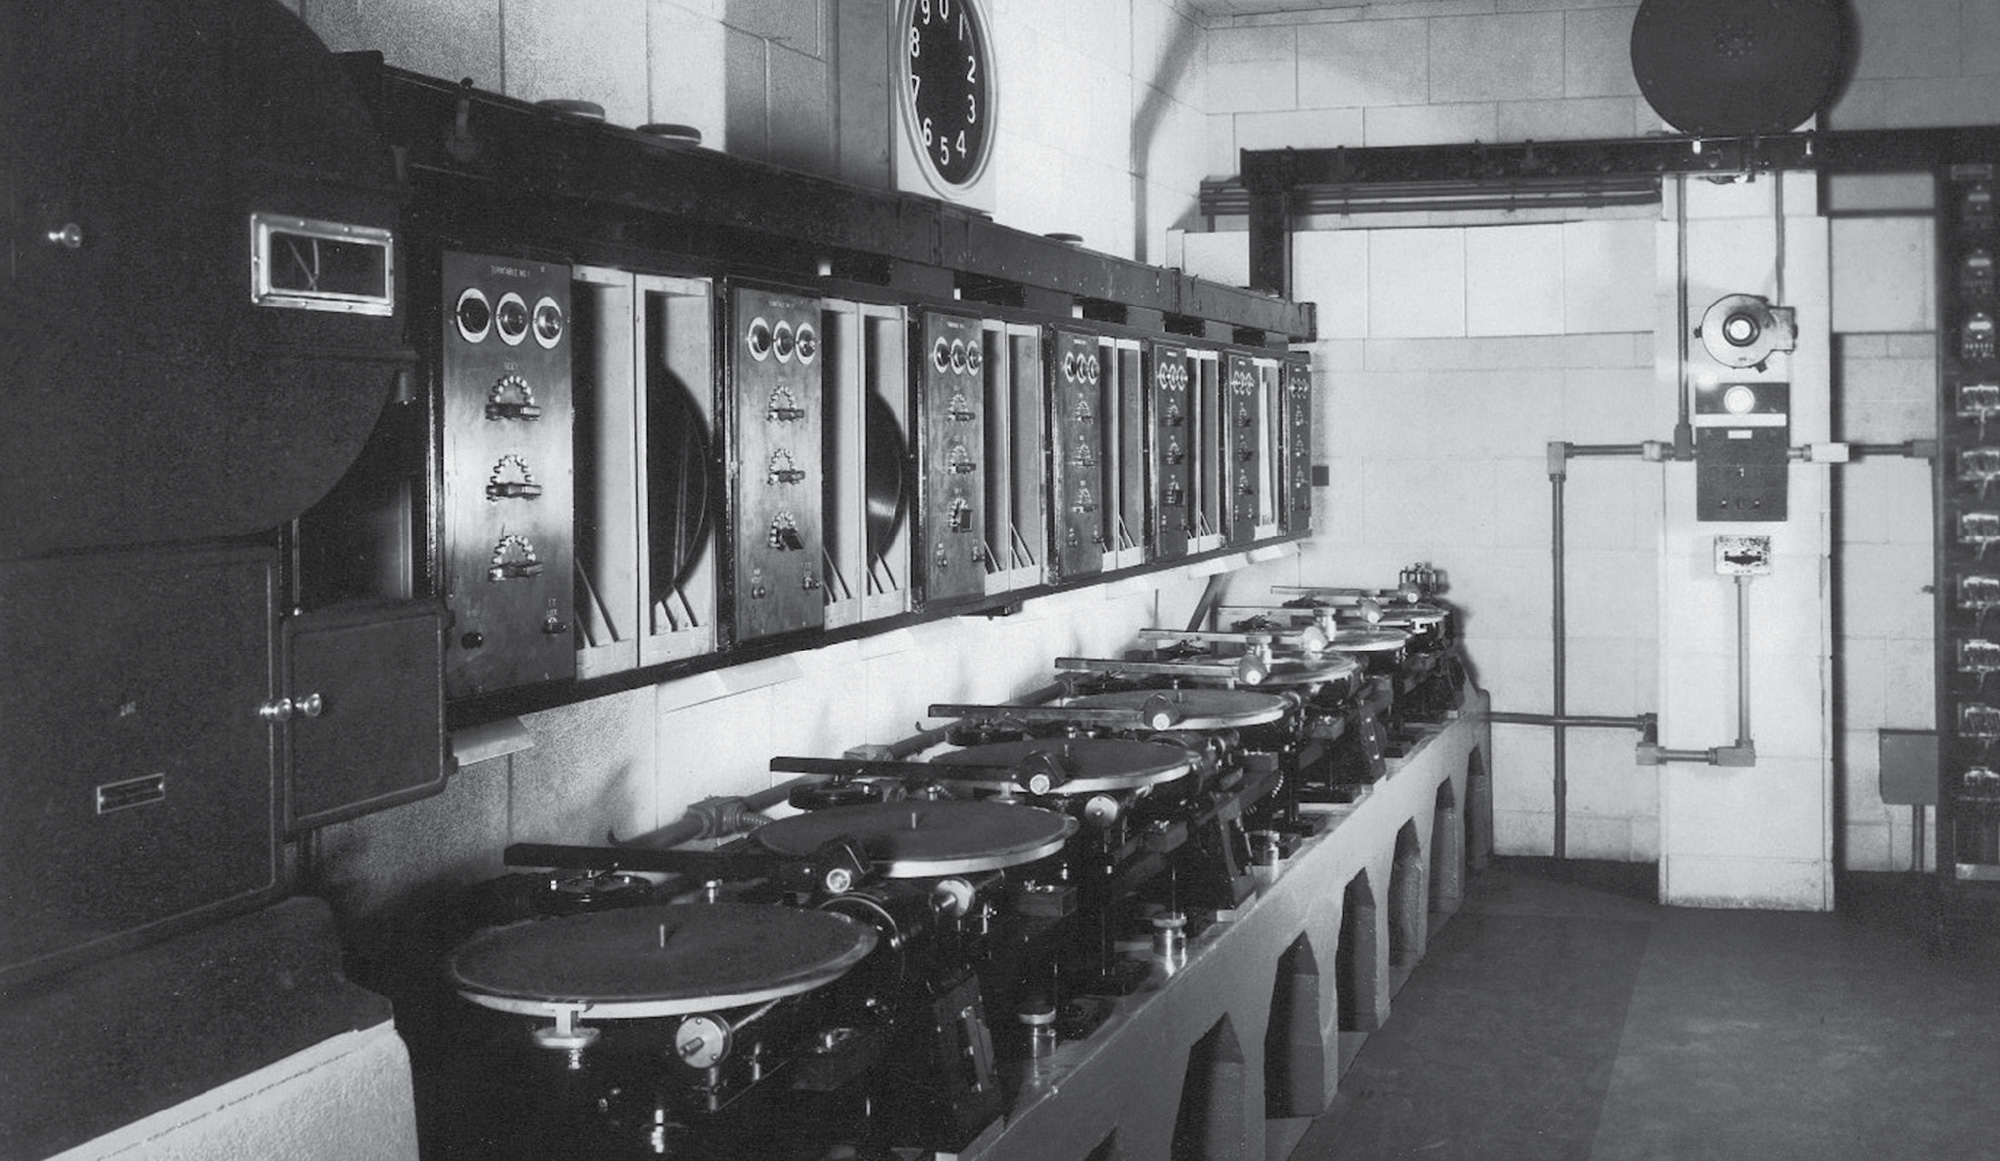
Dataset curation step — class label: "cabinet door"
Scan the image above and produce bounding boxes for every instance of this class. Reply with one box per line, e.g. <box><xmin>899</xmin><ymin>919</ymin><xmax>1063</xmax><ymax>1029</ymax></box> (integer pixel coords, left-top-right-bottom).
<box><xmin>0</xmin><ymin>544</ymin><xmax>280</xmax><ymax>986</ymax></box>
<box><xmin>283</xmin><ymin>601</ymin><xmax>446</xmax><ymax>833</ymax></box>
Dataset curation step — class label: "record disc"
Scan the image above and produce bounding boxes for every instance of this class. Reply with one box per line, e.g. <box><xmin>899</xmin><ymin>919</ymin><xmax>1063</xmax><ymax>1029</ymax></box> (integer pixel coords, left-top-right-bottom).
<box><xmin>931</xmin><ymin>737</ymin><xmax>1194</xmax><ymax>794</ymax></box>
<box><xmin>864</xmin><ymin>391</ymin><xmax>908</xmax><ymax>561</ymax></box>
<box><xmin>1064</xmin><ymin>688</ymin><xmax>1290</xmax><ymax>730</ymax></box>
<box><xmin>1241</xmin><ymin>653</ymin><xmax>1363</xmax><ymax>688</ymax></box>
<box><xmin>1368</xmin><ymin>605</ymin><xmax>1445</xmax><ymax>628</ymax></box>
<box><xmin>754</xmin><ymin>799</ymin><xmax>1074</xmax><ymax>877</ymax></box>
<box><xmin>648</xmin><ymin>364</ymin><xmax>714</xmax><ymax>593</ymax></box>
<box><xmin>1323</xmin><ymin>628</ymin><xmax>1409</xmax><ymax>653</ymax></box>
<box><xmin>450</xmin><ymin>902</ymin><xmax>877</xmax><ymax>1019</ymax></box>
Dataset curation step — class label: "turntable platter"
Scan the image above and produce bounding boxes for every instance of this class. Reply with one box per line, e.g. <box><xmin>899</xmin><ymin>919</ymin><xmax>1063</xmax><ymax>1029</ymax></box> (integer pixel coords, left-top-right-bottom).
<box><xmin>1244</xmin><ymin>653</ymin><xmax>1363</xmax><ymax>687</ymax></box>
<box><xmin>1367</xmin><ymin>605</ymin><xmax>1446</xmax><ymax>628</ymax></box>
<box><xmin>1064</xmin><ymin>688</ymin><xmax>1290</xmax><ymax>730</ymax></box>
<box><xmin>754</xmin><ymin>799</ymin><xmax>1074</xmax><ymax>877</ymax></box>
<box><xmin>1323</xmin><ymin>628</ymin><xmax>1409</xmax><ymax>653</ymax></box>
<box><xmin>449</xmin><ymin>902</ymin><xmax>878</xmax><ymax>1019</ymax></box>
<box><xmin>932</xmin><ymin>737</ymin><xmax>1195</xmax><ymax>794</ymax></box>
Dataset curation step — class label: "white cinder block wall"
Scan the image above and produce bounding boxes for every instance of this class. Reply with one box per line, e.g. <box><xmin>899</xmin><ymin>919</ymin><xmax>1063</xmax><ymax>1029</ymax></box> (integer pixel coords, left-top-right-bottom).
<box><xmin>1189</xmin><ymin>0</ymin><xmax>2000</xmax><ymax>874</ymax></box>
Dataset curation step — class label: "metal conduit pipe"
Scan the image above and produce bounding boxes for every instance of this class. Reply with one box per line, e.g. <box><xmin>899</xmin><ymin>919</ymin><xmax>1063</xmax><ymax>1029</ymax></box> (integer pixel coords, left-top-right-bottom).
<box><xmin>1501</xmin><ymin>439</ymin><xmax>1669</xmax><ymax>859</ymax></box>
<box><xmin>1735</xmin><ymin>576</ymin><xmax>1753</xmax><ymax>748</ymax></box>
<box><xmin>1552</xmin><ymin>451</ymin><xmax>1567</xmax><ymax>858</ymax></box>
<box><xmin>1488</xmin><ymin>711</ymin><xmax>1656</xmax><ymax>732</ymax></box>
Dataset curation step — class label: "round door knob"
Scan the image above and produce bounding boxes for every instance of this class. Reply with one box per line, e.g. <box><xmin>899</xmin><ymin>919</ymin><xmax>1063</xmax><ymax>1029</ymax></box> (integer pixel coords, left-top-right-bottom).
<box><xmin>46</xmin><ymin>223</ymin><xmax>83</xmax><ymax>249</ymax></box>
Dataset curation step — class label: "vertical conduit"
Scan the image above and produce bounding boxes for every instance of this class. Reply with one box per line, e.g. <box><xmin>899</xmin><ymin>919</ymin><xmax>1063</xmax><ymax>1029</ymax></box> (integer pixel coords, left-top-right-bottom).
<box><xmin>1552</xmin><ymin>459</ymin><xmax>1568</xmax><ymax>860</ymax></box>
<box><xmin>1736</xmin><ymin>575</ymin><xmax>1753</xmax><ymax>748</ymax></box>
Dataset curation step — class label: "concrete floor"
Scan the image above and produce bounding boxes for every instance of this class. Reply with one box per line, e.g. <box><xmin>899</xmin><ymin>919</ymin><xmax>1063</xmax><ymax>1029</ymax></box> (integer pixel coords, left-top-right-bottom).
<box><xmin>1292</xmin><ymin>859</ymin><xmax>2000</xmax><ymax>1161</ymax></box>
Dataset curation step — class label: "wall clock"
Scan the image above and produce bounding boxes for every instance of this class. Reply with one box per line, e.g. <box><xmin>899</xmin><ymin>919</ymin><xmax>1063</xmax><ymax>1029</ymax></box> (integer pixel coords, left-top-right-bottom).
<box><xmin>895</xmin><ymin>0</ymin><xmax>996</xmax><ymax>204</ymax></box>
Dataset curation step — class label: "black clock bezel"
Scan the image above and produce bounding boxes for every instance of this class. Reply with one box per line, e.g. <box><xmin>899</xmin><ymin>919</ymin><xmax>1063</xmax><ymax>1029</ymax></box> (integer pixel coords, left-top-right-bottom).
<box><xmin>895</xmin><ymin>0</ymin><xmax>997</xmax><ymax>196</ymax></box>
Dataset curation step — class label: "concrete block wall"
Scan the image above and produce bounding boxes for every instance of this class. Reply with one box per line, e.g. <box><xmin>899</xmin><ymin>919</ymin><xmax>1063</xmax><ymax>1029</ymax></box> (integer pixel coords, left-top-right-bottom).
<box><xmin>1225</xmin><ymin>217</ymin><xmax>1665</xmax><ymax>863</ymax></box>
<box><xmin>1203</xmin><ymin>2</ymin><xmax>1657</xmax><ymax>175</ymax></box>
<box><xmin>294</xmin><ymin>0</ymin><xmax>1214</xmax><ymax>264</ymax></box>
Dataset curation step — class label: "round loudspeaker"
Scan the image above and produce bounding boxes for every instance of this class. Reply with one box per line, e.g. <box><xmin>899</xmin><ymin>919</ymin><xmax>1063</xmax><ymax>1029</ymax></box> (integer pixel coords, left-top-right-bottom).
<box><xmin>1629</xmin><ymin>0</ymin><xmax>1849</xmax><ymax>136</ymax></box>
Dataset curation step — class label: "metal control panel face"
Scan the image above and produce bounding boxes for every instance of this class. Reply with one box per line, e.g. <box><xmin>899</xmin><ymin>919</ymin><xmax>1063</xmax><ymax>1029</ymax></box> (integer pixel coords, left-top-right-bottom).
<box><xmin>729</xmin><ymin>286</ymin><xmax>825</xmax><ymax>642</ymax></box>
<box><xmin>1280</xmin><ymin>354</ymin><xmax>1314</xmax><ymax>533</ymax></box>
<box><xmin>1941</xmin><ymin>163</ymin><xmax>2000</xmax><ymax>881</ymax></box>
<box><xmin>1148</xmin><ymin>342</ymin><xmax>1193</xmax><ymax>560</ymax></box>
<box><xmin>1048</xmin><ymin>327</ymin><xmax>1105</xmax><ymax>579</ymax></box>
<box><xmin>918</xmin><ymin>310</ymin><xmax>987</xmax><ymax>605</ymax></box>
<box><xmin>1222</xmin><ymin>352</ymin><xmax>1264</xmax><ymax>544</ymax></box>
<box><xmin>1693</xmin><ymin>379</ymin><xmax>1790</xmax><ymax>521</ymax></box>
<box><xmin>440</xmin><ymin>251</ymin><xmax>575</xmax><ymax>698</ymax></box>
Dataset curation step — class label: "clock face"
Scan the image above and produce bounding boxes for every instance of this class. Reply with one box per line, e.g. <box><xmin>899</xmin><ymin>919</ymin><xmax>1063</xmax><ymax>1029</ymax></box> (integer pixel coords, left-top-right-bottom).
<box><xmin>899</xmin><ymin>0</ymin><xmax>994</xmax><ymax>192</ymax></box>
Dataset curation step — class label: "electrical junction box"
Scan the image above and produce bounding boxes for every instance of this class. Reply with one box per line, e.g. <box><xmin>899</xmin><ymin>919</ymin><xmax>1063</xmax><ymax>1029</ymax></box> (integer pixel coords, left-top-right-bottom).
<box><xmin>1714</xmin><ymin>535</ymin><xmax>1772</xmax><ymax>575</ymax></box>
<box><xmin>1693</xmin><ymin>379</ymin><xmax>1790</xmax><ymax>521</ymax></box>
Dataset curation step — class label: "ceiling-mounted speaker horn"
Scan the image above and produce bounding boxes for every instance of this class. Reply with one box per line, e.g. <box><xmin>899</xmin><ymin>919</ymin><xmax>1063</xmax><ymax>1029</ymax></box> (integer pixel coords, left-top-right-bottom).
<box><xmin>1630</xmin><ymin>0</ymin><xmax>1850</xmax><ymax>136</ymax></box>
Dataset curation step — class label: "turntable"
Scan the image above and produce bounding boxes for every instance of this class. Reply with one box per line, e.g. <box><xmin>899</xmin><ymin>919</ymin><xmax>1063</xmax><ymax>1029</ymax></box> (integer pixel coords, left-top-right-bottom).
<box><xmin>753</xmin><ymin>799</ymin><xmax>1074</xmax><ymax>877</ymax></box>
<box><xmin>1059</xmin><ymin>687</ymin><xmax>1290</xmax><ymax>730</ymax></box>
<box><xmin>450</xmin><ymin>901</ymin><xmax>878</xmax><ymax>1030</ymax></box>
<box><xmin>1054</xmin><ymin>647</ymin><xmax>1360</xmax><ymax>691</ymax></box>
<box><xmin>927</xmin><ymin>737</ymin><xmax>1195</xmax><ymax>795</ymax></box>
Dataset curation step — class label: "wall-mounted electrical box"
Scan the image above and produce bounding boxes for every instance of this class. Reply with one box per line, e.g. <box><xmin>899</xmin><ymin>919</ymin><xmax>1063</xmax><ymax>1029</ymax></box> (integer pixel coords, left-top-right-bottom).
<box><xmin>1713</xmin><ymin>534</ymin><xmax>1772</xmax><ymax>575</ymax></box>
<box><xmin>1693</xmin><ymin>379</ymin><xmax>1790</xmax><ymax>521</ymax></box>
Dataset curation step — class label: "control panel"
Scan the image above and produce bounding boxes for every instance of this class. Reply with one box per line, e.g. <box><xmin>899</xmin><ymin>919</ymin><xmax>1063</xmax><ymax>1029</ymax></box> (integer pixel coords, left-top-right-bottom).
<box><xmin>1690</xmin><ymin>293</ymin><xmax>1795</xmax><ymax>523</ymax></box>
<box><xmin>440</xmin><ymin>251</ymin><xmax>575</xmax><ymax>698</ymax></box>
<box><xmin>1222</xmin><ymin>352</ymin><xmax>1265</xmax><ymax>544</ymax></box>
<box><xmin>1693</xmin><ymin>379</ymin><xmax>1791</xmax><ymax>521</ymax></box>
<box><xmin>1280</xmin><ymin>353</ymin><xmax>1314</xmax><ymax>534</ymax></box>
<box><xmin>1940</xmin><ymin>163</ymin><xmax>2000</xmax><ymax>881</ymax></box>
<box><xmin>1048</xmin><ymin>327</ymin><xmax>1106</xmax><ymax>580</ymax></box>
<box><xmin>729</xmin><ymin>285</ymin><xmax>825</xmax><ymax>642</ymax></box>
<box><xmin>917</xmin><ymin>310</ymin><xmax>987</xmax><ymax>605</ymax></box>
<box><xmin>1148</xmin><ymin>341</ymin><xmax>1193</xmax><ymax>561</ymax></box>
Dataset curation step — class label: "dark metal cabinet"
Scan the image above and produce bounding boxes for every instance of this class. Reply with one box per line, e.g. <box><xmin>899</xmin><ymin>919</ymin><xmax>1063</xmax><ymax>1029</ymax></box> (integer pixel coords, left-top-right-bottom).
<box><xmin>281</xmin><ymin>600</ymin><xmax>447</xmax><ymax>834</ymax></box>
<box><xmin>0</xmin><ymin>545</ymin><xmax>282</xmax><ymax>986</ymax></box>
